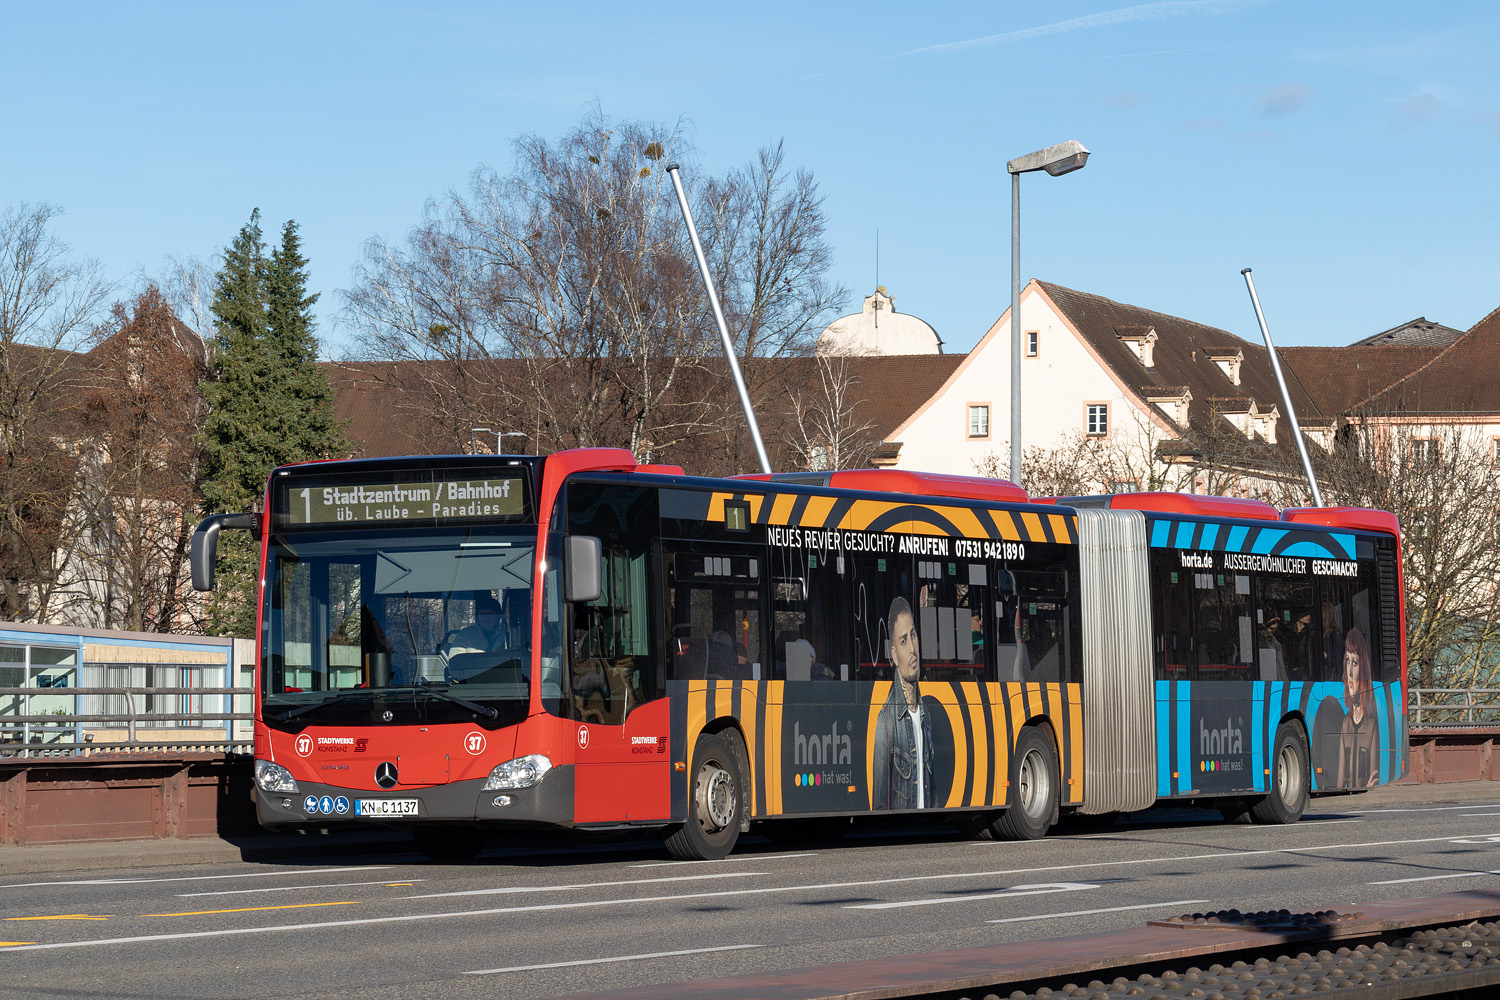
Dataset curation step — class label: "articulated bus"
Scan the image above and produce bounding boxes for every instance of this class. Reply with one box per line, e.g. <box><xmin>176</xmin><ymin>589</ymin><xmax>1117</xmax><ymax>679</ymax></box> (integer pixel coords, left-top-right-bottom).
<box><xmin>191</xmin><ymin>448</ymin><xmax>1407</xmax><ymax>860</ymax></box>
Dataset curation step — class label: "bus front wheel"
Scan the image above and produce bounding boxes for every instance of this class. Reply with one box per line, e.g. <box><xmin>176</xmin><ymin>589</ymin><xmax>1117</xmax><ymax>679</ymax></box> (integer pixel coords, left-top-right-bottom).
<box><xmin>1251</xmin><ymin>722</ymin><xmax>1309</xmax><ymax>825</ymax></box>
<box><xmin>665</xmin><ymin>732</ymin><xmax>744</xmax><ymax>860</ymax></box>
<box><xmin>992</xmin><ymin>726</ymin><xmax>1060</xmax><ymax>841</ymax></box>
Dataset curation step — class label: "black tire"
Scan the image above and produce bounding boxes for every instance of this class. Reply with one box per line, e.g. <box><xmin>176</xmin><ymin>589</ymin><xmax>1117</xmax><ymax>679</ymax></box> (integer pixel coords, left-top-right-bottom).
<box><xmin>992</xmin><ymin>726</ymin><xmax>1060</xmax><ymax>841</ymax></box>
<box><xmin>1219</xmin><ymin>801</ymin><xmax>1255</xmax><ymax>824</ymax></box>
<box><xmin>412</xmin><ymin>825</ymin><xmax>487</xmax><ymax>862</ymax></box>
<box><xmin>1251</xmin><ymin>722</ymin><xmax>1310</xmax><ymax>825</ymax></box>
<box><xmin>664</xmin><ymin>732</ymin><xmax>745</xmax><ymax>860</ymax></box>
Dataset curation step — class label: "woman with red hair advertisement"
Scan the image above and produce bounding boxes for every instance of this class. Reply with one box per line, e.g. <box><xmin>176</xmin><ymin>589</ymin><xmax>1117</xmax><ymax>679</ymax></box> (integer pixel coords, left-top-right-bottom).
<box><xmin>1337</xmin><ymin>627</ymin><xmax>1379</xmax><ymax>788</ymax></box>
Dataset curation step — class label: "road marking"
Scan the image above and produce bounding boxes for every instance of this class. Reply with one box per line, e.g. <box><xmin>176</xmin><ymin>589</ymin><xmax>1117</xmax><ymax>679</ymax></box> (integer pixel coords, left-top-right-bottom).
<box><xmin>0</xmin><ymin>866</ymin><xmax>394</xmax><ymax>890</ymax></box>
<box><xmin>177</xmin><ymin>879</ymin><xmax>426</xmax><ymax>898</ymax></box>
<box><xmin>1450</xmin><ymin>836</ymin><xmax>1500</xmax><ymax>844</ymax></box>
<box><xmin>465</xmin><ymin>944</ymin><xmax>762</xmax><ymax>975</ymax></box>
<box><xmin>6</xmin><ymin>831</ymin><xmax>1493</xmax><ymax>954</ymax></box>
<box><xmin>0</xmin><ymin>942</ymin><xmax>38</xmax><ymax>947</ymax></box>
<box><xmin>4</xmin><ymin>914</ymin><xmax>111</xmax><ymax>921</ymax></box>
<box><xmin>847</xmin><ymin>881</ymin><xmax>1096</xmax><ymax>910</ymax></box>
<box><xmin>147</xmin><ymin>902</ymin><xmax>360</xmax><ymax>917</ymax></box>
<box><xmin>404</xmin><ymin>870</ymin><xmax>769</xmax><ymax>900</ymax></box>
<box><xmin>1369</xmin><ymin>869</ymin><xmax>1500</xmax><ymax>885</ymax></box>
<box><xmin>1461</xmin><ymin>813</ymin><xmax>1500</xmax><ymax>818</ymax></box>
<box><xmin>631</xmin><ymin>853</ymin><xmax>813</xmax><ymax>868</ymax></box>
<box><xmin>1346</xmin><ymin>803</ymin><xmax>1500</xmax><ymax>815</ymax></box>
<box><xmin>987</xmin><ymin>899</ymin><xmax>1211</xmax><ymax>924</ymax></box>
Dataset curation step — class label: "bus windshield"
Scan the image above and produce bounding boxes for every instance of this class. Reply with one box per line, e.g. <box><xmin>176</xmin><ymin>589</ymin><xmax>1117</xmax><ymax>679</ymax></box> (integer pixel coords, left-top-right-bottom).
<box><xmin>260</xmin><ymin>525</ymin><xmax>560</xmax><ymax>728</ymax></box>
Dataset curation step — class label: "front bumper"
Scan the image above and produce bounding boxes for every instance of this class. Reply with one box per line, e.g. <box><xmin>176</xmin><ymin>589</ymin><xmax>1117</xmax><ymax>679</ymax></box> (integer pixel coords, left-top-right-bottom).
<box><xmin>255</xmin><ymin>764</ymin><xmax>575</xmax><ymax>829</ymax></box>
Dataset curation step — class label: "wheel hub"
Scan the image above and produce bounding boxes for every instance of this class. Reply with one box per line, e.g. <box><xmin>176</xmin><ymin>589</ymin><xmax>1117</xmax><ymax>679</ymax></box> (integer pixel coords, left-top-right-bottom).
<box><xmin>699</xmin><ymin>763</ymin><xmax>735</xmax><ymax>831</ymax></box>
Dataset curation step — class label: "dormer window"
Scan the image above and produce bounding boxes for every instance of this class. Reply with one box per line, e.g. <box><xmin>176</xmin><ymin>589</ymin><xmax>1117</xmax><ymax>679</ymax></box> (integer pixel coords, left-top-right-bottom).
<box><xmin>1206</xmin><ymin>347</ymin><xmax>1244</xmax><ymax>386</ymax></box>
<box><xmin>1115</xmin><ymin>326</ymin><xmax>1157</xmax><ymax>368</ymax></box>
<box><xmin>1144</xmin><ymin>386</ymin><xmax>1192</xmax><ymax>429</ymax></box>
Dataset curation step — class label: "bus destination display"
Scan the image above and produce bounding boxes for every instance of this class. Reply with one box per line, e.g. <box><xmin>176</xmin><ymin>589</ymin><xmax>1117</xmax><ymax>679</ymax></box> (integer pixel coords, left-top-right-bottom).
<box><xmin>284</xmin><ymin>476</ymin><xmax>525</xmax><ymax>526</ymax></box>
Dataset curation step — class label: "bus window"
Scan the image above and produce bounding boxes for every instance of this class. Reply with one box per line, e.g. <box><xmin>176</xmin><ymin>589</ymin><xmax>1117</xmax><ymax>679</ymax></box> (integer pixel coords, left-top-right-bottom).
<box><xmin>851</xmin><ymin>552</ymin><xmax>912</xmax><ymax>682</ymax></box>
<box><xmin>1000</xmin><ymin>569</ymin><xmax>1072</xmax><ymax>683</ymax></box>
<box><xmin>566</xmin><ymin>483</ymin><xmax>658</xmax><ymax>724</ymax></box>
<box><xmin>917</xmin><ymin>557</ymin><xmax>989</xmax><ymax>684</ymax></box>
<box><xmin>1150</xmin><ymin>551</ymin><xmax>1194</xmax><ymax>681</ymax></box>
<box><xmin>1316</xmin><ymin>559</ymin><xmax>1382</xmax><ymax>683</ymax></box>
<box><xmin>664</xmin><ymin>546</ymin><xmax>763</xmax><ymax>682</ymax></box>
<box><xmin>1194</xmin><ymin>570</ymin><xmax>1253</xmax><ymax>681</ymax></box>
<box><xmin>770</xmin><ymin>546</ymin><xmax>849</xmax><ymax>681</ymax></box>
<box><xmin>1255</xmin><ymin>578</ymin><xmax>1315</xmax><ymax>681</ymax></box>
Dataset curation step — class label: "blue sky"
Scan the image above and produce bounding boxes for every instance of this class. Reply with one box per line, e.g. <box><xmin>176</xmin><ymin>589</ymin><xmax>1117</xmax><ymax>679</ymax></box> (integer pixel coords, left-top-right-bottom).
<box><xmin>5</xmin><ymin>1</ymin><xmax>1497</xmax><ymax>356</ymax></box>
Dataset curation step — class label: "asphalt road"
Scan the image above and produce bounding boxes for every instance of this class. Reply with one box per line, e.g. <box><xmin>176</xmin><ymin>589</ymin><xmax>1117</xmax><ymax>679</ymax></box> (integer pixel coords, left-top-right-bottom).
<box><xmin>6</xmin><ymin>783</ymin><xmax>1500</xmax><ymax>1000</ymax></box>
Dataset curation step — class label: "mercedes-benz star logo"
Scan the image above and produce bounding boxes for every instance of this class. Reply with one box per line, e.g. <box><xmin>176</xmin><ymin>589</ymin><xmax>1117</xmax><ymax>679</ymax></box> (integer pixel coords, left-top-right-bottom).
<box><xmin>375</xmin><ymin>761</ymin><xmax>398</xmax><ymax>789</ymax></box>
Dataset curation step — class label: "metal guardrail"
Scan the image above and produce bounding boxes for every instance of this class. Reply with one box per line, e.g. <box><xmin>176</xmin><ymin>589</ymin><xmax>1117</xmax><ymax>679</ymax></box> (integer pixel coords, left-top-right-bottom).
<box><xmin>1409</xmin><ymin>688</ymin><xmax>1500</xmax><ymax>728</ymax></box>
<box><xmin>0</xmin><ymin>685</ymin><xmax>253</xmax><ymax>758</ymax></box>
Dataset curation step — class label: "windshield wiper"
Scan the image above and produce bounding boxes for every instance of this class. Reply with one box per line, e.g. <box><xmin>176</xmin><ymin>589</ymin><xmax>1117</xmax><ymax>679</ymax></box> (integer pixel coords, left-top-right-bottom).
<box><xmin>270</xmin><ymin>684</ymin><xmax>499</xmax><ymax>723</ymax></box>
<box><xmin>411</xmin><ymin>684</ymin><xmax>499</xmax><ymax>719</ymax></box>
<box><xmin>271</xmin><ymin>689</ymin><xmax>381</xmax><ymax>723</ymax></box>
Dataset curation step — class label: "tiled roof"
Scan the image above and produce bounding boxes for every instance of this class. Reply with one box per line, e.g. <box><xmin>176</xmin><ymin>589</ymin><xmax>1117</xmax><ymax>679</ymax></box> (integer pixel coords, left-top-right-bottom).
<box><xmin>1352</xmin><ymin>304</ymin><xmax>1500</xmax><ymax>416</ymax></box>
<box><xmin>1034</xmin><ymin>281</ymin><xmax>1319</xmax><ymax>457</ymax></box>
<box><xmin>1276</xmin><ymin>345</ymin><xmax>1443</xmax><ymax>416</ymax></box>
<box><xmin>1349</xmin><ymin>316</ymin><xmax>1465</xmax><ymax>348</ymax></box>
<box><xmin>325</xmin><ymin>353</ymin><xmax>967</xmax><ymax>468</ymax></box>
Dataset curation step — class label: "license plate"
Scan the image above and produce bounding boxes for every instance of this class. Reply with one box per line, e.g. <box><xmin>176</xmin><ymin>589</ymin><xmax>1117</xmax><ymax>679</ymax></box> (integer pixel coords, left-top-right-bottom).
<box><xmin>354</xmin><ymin>798</ymin><xmax>419</xmax><ymax>817</ymax></box>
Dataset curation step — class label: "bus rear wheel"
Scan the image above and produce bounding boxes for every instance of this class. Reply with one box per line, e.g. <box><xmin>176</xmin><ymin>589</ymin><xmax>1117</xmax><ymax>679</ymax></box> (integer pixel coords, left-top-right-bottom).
<box><xmin>1251</xmin><ymin>722</ymin><xmax>1309</xmax><ymax>825</ymax></box>
<box><xmin>992</xmin><ymin>726</ymin><xmax>1060</xmax><ymax>841</ymax></box>
<box><xmin>665</xmin><ymin>732</ymin><xmax>745</xmax><ymax>860</ymax></box>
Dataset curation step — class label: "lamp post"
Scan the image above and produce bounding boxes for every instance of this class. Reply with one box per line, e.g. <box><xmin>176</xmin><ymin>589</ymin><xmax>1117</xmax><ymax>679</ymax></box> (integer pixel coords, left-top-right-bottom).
<box><xmin>1007</xmin><ymin>140</ymin><xmax>1089</xmax><ymax>485</ymax></box>
<box><xmin>471</xmin><ymin>427</ymin><xmax>527</xmax><ymax>455</ymax></box>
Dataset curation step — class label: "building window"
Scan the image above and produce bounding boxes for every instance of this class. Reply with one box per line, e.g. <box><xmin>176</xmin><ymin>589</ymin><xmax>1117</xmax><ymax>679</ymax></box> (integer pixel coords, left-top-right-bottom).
<box><xmin>1025</xmin><ymin>331</ymin><xmax>1039</xmax><ymax>357</ymax></box>
<box><xmin>967</xmin><ymin>404</ymin><xmax>990</xmax><ymax>439</ymax></box>
<box><xmin>1086</xmin><ymin>403</ymin><xmax>1109</xmax><ymax>437</ymax></box>
<box><xmin>1491</xmin><ymin>437</ymin><xmax>1499</xmax><ymax>468</ymax></box>
<box><xmin>1408</xmin><ymin>438</ymin><xmax>1439</xmax><ymax>465</ymax></box>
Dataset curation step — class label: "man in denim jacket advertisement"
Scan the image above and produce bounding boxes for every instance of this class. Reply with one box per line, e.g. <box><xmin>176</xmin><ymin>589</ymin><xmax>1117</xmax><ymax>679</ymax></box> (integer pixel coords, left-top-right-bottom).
<box><xmin>872</xmin><ymin>595</ymin><xmax>935</xmax><ymax>809</ymax></box>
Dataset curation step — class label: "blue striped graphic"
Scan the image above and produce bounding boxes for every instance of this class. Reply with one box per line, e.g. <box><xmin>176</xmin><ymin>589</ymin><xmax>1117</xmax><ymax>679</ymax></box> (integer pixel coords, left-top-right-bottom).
<box><xmin>1152</xmin><ymin>519</ymin><xmax>1170</xmax><ymax>547</ymax></box>
<box><xmin>1156</xmin><ymin>682</ymin><xmax>1172</xmax><ymax>797</ymax></box>
<box><xmin>1175</xmin><ymin>521</ymin><xmax>1196</xmax><ymax>548</ymax></box>
<box><xmin>1226</xmin><ymin>524</ymin><xmax>1250</xmax><ymax>552</ymax></box>
<box><xmin>1176</xmin><ymin>682</ymin><xmax>1191</xmax><ymax>794</ymax></box>
<box><xmin>1250</xmin><ymin>683</ymin><xmax>1266</xmax><ymax>792</ymax></box>
<box><xmin>1251</xmin><ymin>529</ymin><xmax>1288</xmax><ymax>554</ymax></box>
<box><xmin>1375</xmin><ymin>681</ymin><xmax>1392</xmax><ymax>785</ymax></box>
<box><xmin>1199</xmin><ymin>523</ymin><xmax>1219</xmax><ymax>549</ymax></box>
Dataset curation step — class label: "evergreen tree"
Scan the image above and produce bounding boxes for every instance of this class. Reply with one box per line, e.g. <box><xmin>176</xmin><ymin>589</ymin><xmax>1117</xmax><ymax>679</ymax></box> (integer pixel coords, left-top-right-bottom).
<box><xmin>200</xmin><ymin>211</ymin><xmax>350</xmax><ymax>637</ymax></box>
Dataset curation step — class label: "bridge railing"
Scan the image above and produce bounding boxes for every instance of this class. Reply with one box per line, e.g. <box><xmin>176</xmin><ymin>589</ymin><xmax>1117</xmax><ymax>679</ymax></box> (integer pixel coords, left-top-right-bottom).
<box><xmin>1409</xmin><ymin>688</ymin><xmax>1500</xmax><ymax>728</ymax></box>
<box><xmin>0</xmin><ymin>684</ymin><xmax>253</xmax><ymax>757</ymax></box>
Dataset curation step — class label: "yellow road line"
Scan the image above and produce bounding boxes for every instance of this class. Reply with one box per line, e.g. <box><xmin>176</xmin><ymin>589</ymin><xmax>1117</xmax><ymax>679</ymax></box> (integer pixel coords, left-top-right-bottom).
<box><xmin>0</xmin><ymin>942</ymin><xmax>38</xmax><ymax>946</ymax></box>
<box><xmin>148</xmin><ymin>901</ymin><xmax>359</xmax><ymax>917</ymax></box>
<box><xmin>382</xmin><ymin>883</ymin><xmax>414</xmax><ymax>887</ymax></box>
<box><xmin>5</xmin><ymin>914</ymin><xmax>111</xmax><ymax>921</ymax></box>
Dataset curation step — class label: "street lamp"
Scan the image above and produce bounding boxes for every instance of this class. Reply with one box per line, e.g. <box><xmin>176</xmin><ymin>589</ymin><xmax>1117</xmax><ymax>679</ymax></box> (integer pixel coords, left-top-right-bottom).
<box><xmin>1007</xmin><ymin>140</ymin><xmax>1089</xmax><ymax>485</ymax></box>
<box><xmin>471</xmin><ymin>427</ymin><xmax>527</xmax><ymax>455</ymax></box>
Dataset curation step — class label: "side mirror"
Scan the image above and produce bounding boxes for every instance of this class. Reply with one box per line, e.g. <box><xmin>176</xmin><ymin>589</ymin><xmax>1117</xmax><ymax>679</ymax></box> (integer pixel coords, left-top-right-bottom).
<box><xmin>565</xmin><ymin>535</ymin><xmax>602</xmax><ymax>603</ymax></box>
<box><xmin>190</xmin><ymin>513</ymin><xmax>257</xmax><ymax>591</ymax></box>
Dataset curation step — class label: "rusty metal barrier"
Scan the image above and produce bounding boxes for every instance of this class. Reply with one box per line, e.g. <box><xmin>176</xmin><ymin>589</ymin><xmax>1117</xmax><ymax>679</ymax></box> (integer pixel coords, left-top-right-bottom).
<box><xmin>0</xmin><ymin>684</ymin><xmax>253</xmax><ymax>758</ymax></box>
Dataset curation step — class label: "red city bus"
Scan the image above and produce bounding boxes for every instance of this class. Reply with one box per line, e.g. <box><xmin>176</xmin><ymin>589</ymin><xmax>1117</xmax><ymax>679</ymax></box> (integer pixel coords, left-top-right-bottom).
<box><xmin>192</xmin><ymin>448</ymin><xmax>1406</xmax><ymax>860</ymax></box>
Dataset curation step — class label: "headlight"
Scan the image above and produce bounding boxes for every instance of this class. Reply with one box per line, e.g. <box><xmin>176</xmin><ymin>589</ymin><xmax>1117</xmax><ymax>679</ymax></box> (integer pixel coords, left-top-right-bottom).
<box><xmin>482</xmin><ymin>754</ymin><xmax>552</xmax><ymax>791</ymax></box>
<box><xmin>254</xmin><ymin>759</ymin><xmax>299</xmax><ymax>793</ymax></box>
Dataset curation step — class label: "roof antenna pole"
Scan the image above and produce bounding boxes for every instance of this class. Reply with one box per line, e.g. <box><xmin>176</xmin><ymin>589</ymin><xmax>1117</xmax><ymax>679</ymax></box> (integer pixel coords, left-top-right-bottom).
<box><xmin>667</xmin><ymin>162</ymin><xmax>773</xmax><ymax>475</ymax></box>
<box><xmin>1241</xmin><ymin>268</ymin><xmax>1324</xmax><ymax>507</ymax></box>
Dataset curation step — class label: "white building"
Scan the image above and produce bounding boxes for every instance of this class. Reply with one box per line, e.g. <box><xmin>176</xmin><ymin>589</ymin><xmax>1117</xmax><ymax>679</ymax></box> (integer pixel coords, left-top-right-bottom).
<box><xmin>816</xmin><ymin>288</ymin><xmax>943</xmax><ymax>356</ymax></box>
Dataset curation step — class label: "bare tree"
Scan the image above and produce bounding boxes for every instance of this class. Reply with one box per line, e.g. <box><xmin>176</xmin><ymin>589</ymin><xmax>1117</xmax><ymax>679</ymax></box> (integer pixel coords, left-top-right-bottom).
<box><xmin>73</xmin><ymin>286</ymin><xmax>209</xmax><ymax>633</ymax></box>
<box><xmin>0</xmin><ymin>203</ymin><xmax>112</xmax><ymax>621</ymax></box>
<box><xmin>341</xmin><ymin>111</ymin><xmax>846</xmax><ymax>475</ymax></box>
<box><xmin>783</xmin><ymin>355</ymin><xmax>878</xmax><ymax>471</ymax></box>
<box><xmin>1318</xmin><ymin>421</ymin><xmax>1500</xmax><ymax>689</ymax></box>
